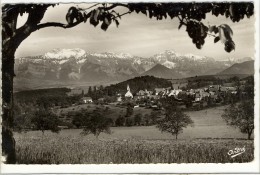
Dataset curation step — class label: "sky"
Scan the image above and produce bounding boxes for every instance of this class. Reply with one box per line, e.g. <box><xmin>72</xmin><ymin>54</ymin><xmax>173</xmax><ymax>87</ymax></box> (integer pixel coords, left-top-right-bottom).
<box><xmin>15</xmin><ymin>3</ymin><xmax>255</xmax><ymax>60</ymax></box>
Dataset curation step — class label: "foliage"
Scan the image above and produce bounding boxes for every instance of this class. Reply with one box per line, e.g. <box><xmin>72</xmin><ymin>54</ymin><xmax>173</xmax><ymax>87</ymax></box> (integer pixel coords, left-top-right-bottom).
<box><xmin>13</xmin><ymin>114</ymin><xmax>32</xmax><ymax>133</ymax></box>
<box><xmin>243</xmin><ymin>75</ymin><xmax>254</xmax><ymax>99</ymax></box>
<box><xmin>222</xmin><ymin>99</ymin><xmax>254</xmax><ymax>140</ymax></box>
<box><xmin>149</xmin><ymin>111</ymin><xmax>161</xmax><ymax>125</ymax></box>
<box><xmin>134</xmin><ymin>113</ymin><xmax>142</xmax><ymax>126</ymax></box>
<box><xmin>19</xmin><ymin>3</ymin><xmax>254</xmax><ymax>52</ymax></box>
<box><xmin>157</xmin><ymin>105</ymin><xmax>194</xmax><ymax>139</ymax></box>
<box><xmin>125</xmin><ymin>118</ymin><xmax>135</xmax><ymax>127</ymax></box>
<box><xmin>72</xmin><ymin>112</ymin><xmax>86</xmax><ymax>128</ymax></box>
<box><xmin>3</xmin><ymin>3</ymin><xmax>254</xmax><ymax>54</ymax></box>
<box><xmin>31</xmin><ymin>110</ymin><xmax>61</xmax><ymax>134</ymax></box>
<box><xmin>14</xmin><ymin>88</ymin><xmax>80</xmax><ymax>108</ymax></box>
<box><xmin>13</xmin><ymin>103</ymin><xmax>34</xmax><ymax>132</ymax></box>
<box><xmin>81</xmin><ymin>109</ymin><xmax>113</xmax><ymax>138</ymax></box>
<box><xmin>125</xmin><ymin>103</ymin><xmax>134</xmax><ymax>117</ymax></box>
<box><xmin>115</xmin><ymin>116</ymin><xmax>126</xmax><ymax>126</ymax></box>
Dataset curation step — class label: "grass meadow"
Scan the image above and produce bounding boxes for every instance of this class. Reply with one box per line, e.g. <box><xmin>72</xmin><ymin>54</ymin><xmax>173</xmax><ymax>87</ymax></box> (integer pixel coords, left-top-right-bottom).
<box><xmin>14</xmin><ymin>106</ymin><xmax>254</xmax><ymax>164</ymax></box>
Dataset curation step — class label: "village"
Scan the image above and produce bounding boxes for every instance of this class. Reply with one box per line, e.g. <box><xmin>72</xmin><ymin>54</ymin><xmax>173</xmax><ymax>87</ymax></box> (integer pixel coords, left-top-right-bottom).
<box><xmin>69</xmin><ymin>78</ymin><xmax>249</xmax><ymax>111</ymax></box>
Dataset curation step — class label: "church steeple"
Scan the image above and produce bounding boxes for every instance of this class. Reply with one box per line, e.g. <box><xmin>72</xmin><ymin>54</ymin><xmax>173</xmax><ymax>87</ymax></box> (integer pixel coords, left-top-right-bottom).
<box><xmin>125</xmin><ymin>84</ymin><xmax>133</xmax><ymax>98</ymax></box>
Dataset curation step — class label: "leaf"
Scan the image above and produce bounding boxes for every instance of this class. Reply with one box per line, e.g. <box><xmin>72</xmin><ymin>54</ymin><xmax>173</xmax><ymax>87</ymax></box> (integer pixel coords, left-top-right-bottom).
<box><xmin>141</xmin><ymin>9</ymin><xmax>147</xmax><ymax>16</ymax></box>
<box><xmin>214</xmin><ymin>36</ymin><xmax>220</xmax><ymax>43</ymax></box>
<box><xmin>200</xmin><ymin>24</ymin><xmax>207</xmax><ymax>38</ymax></box>
<box><xmin>208</xmin><ymin>25</ymin><xmax>217</xmax><ymax>33</ymax></box>
<box><xmin>218</xmin><ymin>24</ymin><xmax>233</xmax><ymax>43</ymax></box>
<box><xmin>66</xmin><ymin>6</ymin><xmax>78</xmax><ymax>24</ymax></box>
<box><xmin>224</xmin><ymin>40</ymin><xmax>235</xmax><ymax>52</ymax></box>
<box><xmin>229</xmin><ymin>4</ymin><xmax>234</xmax><ymax>17</ymax></box>
<box><xmin>148</xmin><ymin>10</ymin><xmax>153</xmax><ymax>18</ymax></box>
<box><xmin>66</xmin><ymin>13</ymin><xmax>73</xmax><ymax>24</ymax></box>
<box><xmin>84</xmin><ymin>11</ymin><xmax>91</xmax><ymax>22</ymax></box>
<box><xmin>93</xmin><ymin>8</ymin><xmax>100</xmax><ymax>22</ymax></box>
<box><xmin>104</xmin><ymin>17</ymin><xmax>111</xmax><ymax>26</ymax></box>
<box><xmin>114</xmin><ymin>19</ymin><xmax>119</xmax><ymax>27</ymax></box>
<box><xmin>178</xmin><ymin>23</ymin><xmax>183</xmax><ymax>30</ymax></box>
<box><xmin>101</xmin><ymin>21</ymin><xmax>108</xmax><ymax>31</ymax></box>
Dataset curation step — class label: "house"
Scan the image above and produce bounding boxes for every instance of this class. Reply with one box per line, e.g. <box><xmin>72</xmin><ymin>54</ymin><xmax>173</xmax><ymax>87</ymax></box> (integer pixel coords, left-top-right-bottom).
<box><xmin>195</xmin><ymin>93</ymin><xmax>202</xmax><ymax>102</ymax></box>
<box><xmin>136</xmin><ymin>90</ymin><xmax>146</xmax><ymax>96</ymax></box>
<box><xmin>220</xmin><ymin>86</ymin><xmax>237</xmax><ymax>94</ymax></box>
<box><xmin>209</xmin><ymin>91</ymin><xmax>215</xmax><ymax>96</ymax></box>
<box><xmin>154</xmin><ymin>88</ymin><xmax>165</xmax><ymax>95</ymax></box>
<box><xmin>223</xmin><ymin>82</ymin><xmax>234</xmax><ymax>87</ymax></box>
<box><xmin>201</xmin><ymin>92</ymin><xmax>210</xmax><ymax>98</ymax></box>
<box><xmin>209</xmin><ymin>85</ymin><xmax>221</xmax><ymax>92</ymax></box>
<box><xmin>149</xmin><ymin>95</ymin><xmax>160</xmax><ymax>100</ymax></box>
<box><xmin>82</xmin><ymin>97</ymin><xmax>93</xmax><ymax>103</ymax></box>
<box><xmin>98</xmin><ymin>98</ymin><xmax>105</xmax><ymax>102</ymax></box>
<box><xmin>168</xmin><ymin>89</ymin><xmax>182</xmax><ymax>97</ymax></box>
<box><xmin>117</xmin><ymin>96</ymin><xmax>122</xmax><ymax>102</ymax></box>
<box><xmin>189</xmin><ymin>89</ymin><xmax>195</xmax><ymax>94</ymax></box>
<box><xmin>145</xmin><ymin>89</ymin><xmax>153</xmax><ymax>96</ymax></box>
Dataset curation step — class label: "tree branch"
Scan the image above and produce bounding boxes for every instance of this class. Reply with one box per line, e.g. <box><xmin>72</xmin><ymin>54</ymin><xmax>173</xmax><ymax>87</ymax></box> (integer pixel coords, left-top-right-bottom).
<box><xmin>36</xmin><ymin>20</ymin><xmax>82</xmax><ymax>30</ymax></box>
<box><xmin>103</xmin><ymin>3</ymin><xmax>129</xmax><ymax>11</ymax></box>
<box><xmin>112</xmin><ymin>11</ymin><xmax>132</xmax><ymax>19</ymax></box>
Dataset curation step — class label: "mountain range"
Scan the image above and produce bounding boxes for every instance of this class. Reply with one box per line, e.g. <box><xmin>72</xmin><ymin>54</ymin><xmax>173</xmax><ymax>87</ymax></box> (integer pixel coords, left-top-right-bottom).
<box><xmin>14</xmin><ymin>48</ymin><xmax>254</xmax><ymax>91</ymax></box>
<box><xmin>218</xmin><ymin>60</ymin><xmax>254</xmax><ymax>75</ymax></box>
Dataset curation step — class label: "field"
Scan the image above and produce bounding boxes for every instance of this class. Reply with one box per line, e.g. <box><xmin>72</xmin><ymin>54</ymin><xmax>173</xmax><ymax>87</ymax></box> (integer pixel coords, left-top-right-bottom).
<box><xmin>56</xmin><ymin>103</ymin><xmax>153</xmax><ymax>122</ymax></box>
<box><xmin>14</xmin><ymin>106</ymin><xmax>254</xmax><ymax>164</ymax></box>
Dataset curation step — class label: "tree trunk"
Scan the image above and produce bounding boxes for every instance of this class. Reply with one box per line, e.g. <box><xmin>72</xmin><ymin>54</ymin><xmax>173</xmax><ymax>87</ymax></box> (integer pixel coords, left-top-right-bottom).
<box><xmin>175</xmin><ymin>133</ymin><xmax>178</xmax><ymax>140</ymax></box>
<box><xmin>248</xmin><ymin>130</ymin><xmax>252</xmax><ymax>140</ymax></box>
<box><xmin>2</xmin><ymin>51</ymin><xmax>16</xmax><ymax>164</ymax></box>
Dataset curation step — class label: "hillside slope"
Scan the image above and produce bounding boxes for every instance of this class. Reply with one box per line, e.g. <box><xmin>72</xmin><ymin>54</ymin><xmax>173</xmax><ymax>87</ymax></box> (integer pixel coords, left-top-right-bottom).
<box><xmin>218</xmin><ymin>60</ymin><xmax>254</xmax><ymax>75</ymax></box>
<box><xmin>142</xmin><ymin>64</ymin><xmax>182</xmax><ymax>79</ymax></box>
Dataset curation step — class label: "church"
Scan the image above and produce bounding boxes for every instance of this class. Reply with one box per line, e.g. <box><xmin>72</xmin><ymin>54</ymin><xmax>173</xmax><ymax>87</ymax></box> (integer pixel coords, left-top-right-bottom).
<box><xmin>125</xmin><ymin>84</ymin><xmax>133</xmax><ymax>99</ymax></box>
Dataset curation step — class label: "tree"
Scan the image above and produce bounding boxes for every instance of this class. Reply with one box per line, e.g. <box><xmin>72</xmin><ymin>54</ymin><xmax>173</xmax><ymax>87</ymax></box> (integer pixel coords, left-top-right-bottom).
<box><xmin>31</xmin><ymin>110</ymin><xmax>61</xmax><ymax>134</ymax></box>
<box><xmin>81</xmin><ymin>109</ymin><xmax>112</xmax><ymax>139</ymax></box>
<box><xmin>222</xmin><ymin>99</ymin><xmax>254</xmax><ymax>140</ymax></box>
<box><xmin>125</xmin><ymin>103</ymin><xmax>134</xmax><ymax>117</ymax></box>
<box><xmin>150</xmin><ymin>111</ymin><xmax>161</xmax><ymax>125</ymax></box>
<box><xmin>125</xmin><ymin>117</ymin><xmax>135</xmax><ymax>127</ymax></box>
<box><xmin>157</xmin><ymin>108</ymin><xmax>194</xmax><ymax>140</ymax></box>
<box><xmin>134</xmin><ymin>113</ymin><xmax>142</xmax><ymax>126</ymax></box>
<box><xmin>2</xmin><ymin>2</ymin><xmax>254</xmax><ymax>163</ymax></box>
<box><xmin>115</xmin><ymin>116</ymin><xmax>126</xmax><ymax>126</ymax></box>
<box><xmin>87</xmin><ymin>86</ymin><xmax>93</xmax><ymax>96</ymax></box>
<box><xmin>72</xmin><ymin>112</ymin><xmax>85</xmax><ymax>128</ymax></box>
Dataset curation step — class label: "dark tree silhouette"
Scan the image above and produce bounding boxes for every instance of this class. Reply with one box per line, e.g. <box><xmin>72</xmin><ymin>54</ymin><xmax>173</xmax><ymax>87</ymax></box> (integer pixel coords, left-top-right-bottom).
<box><xmin>2</xmin><ymin>2</ymin><xmax>254</xmax><ymax>163</ymax></box>
<box><xmin>157</xmin><ymin>106</ymin><xmax>193</xmax><ymax>140</ymax></box>
<box><xmin>134</xmin><ymin>113</ymin><xmax>142</xmax><ymax>126</ymax></box>
<box><xmin>31</xmin><ymin>110</ymin><xmax>61</xmax><ymax>134</ymax></box>
<box><xmin>222</xmin><ymin>99</ymin><xmax>254</xmax><ymax>140</ymax></box>
<box><xmin>81</xmin><ymin>109</ymin><xmax>112</xmax><ymax>139</ymax></box>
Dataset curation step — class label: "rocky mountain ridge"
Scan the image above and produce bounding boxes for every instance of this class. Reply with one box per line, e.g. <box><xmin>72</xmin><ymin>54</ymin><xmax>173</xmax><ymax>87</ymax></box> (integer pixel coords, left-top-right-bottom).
<box><xmin>14</xmin><ymin>48</ymin><xmax>253</xmax><ymax>90</ymax></box>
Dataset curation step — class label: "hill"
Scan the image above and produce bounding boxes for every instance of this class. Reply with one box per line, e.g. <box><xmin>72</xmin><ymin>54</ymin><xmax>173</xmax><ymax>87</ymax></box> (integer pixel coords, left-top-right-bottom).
<box><xmin>141</xmin><ymin>64</ymin><xmax>182</xmax><ymax>79</ymax></box>
<box><xmin>218</xmin><ymin>60</ymin><xmax>254</xmax><ymax>75</ymax></box>
<box><xmin>103</xmin><ymin>75</ymin><xmax>172</xmax><ymax>96</ymax></box>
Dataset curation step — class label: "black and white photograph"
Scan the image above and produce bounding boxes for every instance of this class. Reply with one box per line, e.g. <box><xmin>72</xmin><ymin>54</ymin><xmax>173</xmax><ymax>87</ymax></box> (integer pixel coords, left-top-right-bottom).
<box><xmin>1</xmin><ymin>0</ymin><xmax>259</xmax><ymax>174</ymax></box>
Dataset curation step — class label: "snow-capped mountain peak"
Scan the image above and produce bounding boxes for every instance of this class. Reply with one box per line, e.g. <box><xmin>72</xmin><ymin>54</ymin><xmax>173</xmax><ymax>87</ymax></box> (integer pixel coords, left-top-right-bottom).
<box><xmin>90</xmin><ymin>52</ymin><xmax>134</xmax><ymax>59</ymax></box>
<box><xmin>44</xmin><ymin>48</ymin><xmax>86</xmax><ymax>60</ymax></box>
<box><xmin>184</xmin><ymin>53</ymin><xmax>206</xmax><ymax>60</ymax></box>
